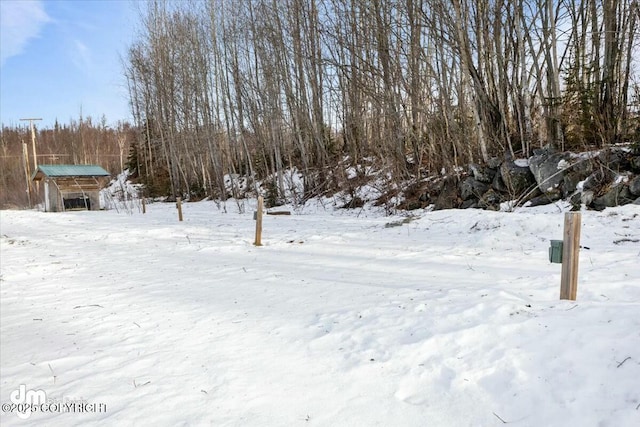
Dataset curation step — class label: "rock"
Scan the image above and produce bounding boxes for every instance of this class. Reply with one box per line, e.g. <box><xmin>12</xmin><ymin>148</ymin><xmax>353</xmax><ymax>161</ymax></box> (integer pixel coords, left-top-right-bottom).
<box><xmin>500</xmin><ymin>160</ymin><xmax>536</xmax><ymax>196</ymax></box>
<box><xmin>629</xmin><ymin>176</ymin><xmax>640</xmax><ymax>196</ymax></box>
<box><xmin>581</xmin><ymin>190</ymin><xmax>595</xmax><ymax>206</ymax></box>
<box><xmin>562</xmin><ymin>158</ymin><xmax>594</xmax><ymax>197</ymax></box>
<box><xmin>592</xmin><ymin>185</ymin><xmax>635</xmax><ymax>210</ymax></box>
<box><xmin>529</xmin><ymin>151</ymin><xmax>571</xmax><ymax>192</ymax></box>
<box><xmin>391</xmin><ymin>148</ymin><xmax>639</xmax><ymax>212</ymax></box>
<box><xmin>433</xmin><ymin>176</ymin><xmax>460</xmax><ymax>210</ymax></box>
<box><xmin>582</xmin><ymin>168</ymin><xmax>616</xmax><ymax>191</ymax></box>
<box><xmin>569</xmin><ymin>157</ymin><xmax>594</xmax><ymax>177</ymax></box>
<box><xmin>460</xmin><ymin>199</ymin><xmax>478</xmax><ymax>209</ymax></box>
<box><xmin>570</xmin><ymin>192</ymin><xmax>581</xmax><ymax>203</ymax></box>
<box><xmin>619</xmin><ymin>186</ymin><xmax>636</xmax><ymax>205</ymax></box>
<box><xmin>522</xmin><ymin>186</ymin><xmax>543</xmax><ymax>203</ymax></box>
<box><xmin>562</xmin><ymin>171</ymin><xmax>583</xmax><ymax>198</ymax></box>
<box><xmin>468</xmin><ymin>163</ymin><xmax>496</xmax><ymax>183</ymax></box>
<box><xmin>492</xmin><ymin>169</ymin><xmax>509</xmax><ymax>193</ymax></box>
<box><xmin>478</xmin><ymin>189</ymin><xmax>503</xmax><ymax>210</ymax></box>
<box><xmin>597</xmin><ymin>149</ymin><xmax>628</xmax><ymax>171</ymax></box>
<box><xmin>460</xmin><ymin>177</ymin><xmax>490</xmax><ymax>200</ymax></box>
<box><xmin>405</xmin><ymin>201</ymin><xmax>424</xmax><ymax>210</ymax></box>
<box><xmin>431</xmin><ymin>179</ymin><xmax>445</xmax><ymax>194</ymax></box>
<box><xmin>527</xmin><ymin>189</ymin><xmax>562</xmax><ymax>207</ymax></box>
<box><xmin>487</xmin><ymin>157</ymin><xmax>502</xmax><ymax>169</ymax></box>
<box><xmin>569</xmin><ymin>192</ymin><xmax>582</xmax><ymax>209</ymax></box>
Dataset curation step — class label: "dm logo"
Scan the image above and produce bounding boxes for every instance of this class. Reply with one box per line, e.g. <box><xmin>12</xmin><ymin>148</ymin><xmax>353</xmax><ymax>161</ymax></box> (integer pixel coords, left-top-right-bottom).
<box><xmin>10</xmin><ymin>385</ymin><xmax>47</xmax><ymax>419</ymax></box>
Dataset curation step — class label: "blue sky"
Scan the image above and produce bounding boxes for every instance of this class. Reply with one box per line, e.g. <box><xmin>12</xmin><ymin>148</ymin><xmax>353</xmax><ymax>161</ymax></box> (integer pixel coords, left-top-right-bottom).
<box><xmin>0</xmin><ymin>0</ymin><xmax>141</xmax><ymax>129</ymax></box>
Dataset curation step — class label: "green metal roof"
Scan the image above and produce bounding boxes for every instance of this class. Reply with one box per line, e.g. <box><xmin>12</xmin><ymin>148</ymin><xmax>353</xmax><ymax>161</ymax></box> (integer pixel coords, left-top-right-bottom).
<box><xmin>32</xmin><ymin>164</ymin><xmax>110</xmax><ymax>180</ymax></box>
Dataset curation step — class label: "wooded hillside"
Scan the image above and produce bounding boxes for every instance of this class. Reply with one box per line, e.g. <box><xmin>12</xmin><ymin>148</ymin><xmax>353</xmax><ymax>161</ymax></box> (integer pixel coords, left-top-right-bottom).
<box><xmin>124</xmin><ymin>0</ymin><xmax>639</xmax><ymax>202</ymax></box>
<box><xmin>2</xmin><ymin>0</ymin><xmax>639</xmax><ymax>209</ymax></box>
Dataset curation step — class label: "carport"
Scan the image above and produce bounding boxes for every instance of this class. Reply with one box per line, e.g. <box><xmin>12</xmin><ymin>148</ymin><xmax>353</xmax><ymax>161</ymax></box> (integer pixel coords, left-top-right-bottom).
<box><xmin>31</xmin><ymin>164</ymin><xmax>111</xmax><ymax>212</ymax></box>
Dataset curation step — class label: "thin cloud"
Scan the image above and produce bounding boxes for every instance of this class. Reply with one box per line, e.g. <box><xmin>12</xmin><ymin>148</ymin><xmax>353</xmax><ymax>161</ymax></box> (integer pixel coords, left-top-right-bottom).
<box><xmin>71</xmin><ymin>39</ymin><xmax>92</xmax><ymax>73</ymax></box>
<box><xmin>0</xmin><ymin>0</ymin><xmax>51</xmax><ymax>67</ymax></box>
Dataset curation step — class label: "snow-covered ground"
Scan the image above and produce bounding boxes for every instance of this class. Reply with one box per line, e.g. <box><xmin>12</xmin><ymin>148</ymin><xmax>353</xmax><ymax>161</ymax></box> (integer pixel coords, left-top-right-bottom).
<box><xmin>1</xmin><ymin>200</ymin><xmax>639</xmax><ymax>426</ymax></box>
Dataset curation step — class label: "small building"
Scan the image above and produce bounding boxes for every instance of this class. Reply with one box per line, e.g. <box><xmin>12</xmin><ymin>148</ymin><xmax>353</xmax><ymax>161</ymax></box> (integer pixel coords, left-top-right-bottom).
<box><xmin>31</xmin><ymin>164</ymin><xmax>111</xmax><ymax>212</ymax></box>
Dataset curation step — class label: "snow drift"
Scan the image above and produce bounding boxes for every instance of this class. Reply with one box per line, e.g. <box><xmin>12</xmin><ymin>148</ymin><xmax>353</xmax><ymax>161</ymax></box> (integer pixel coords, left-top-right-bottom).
<box><xmin>1</xmin><ymin>201</ymin><xmax>639</xmax><ymax>426</ymax></box>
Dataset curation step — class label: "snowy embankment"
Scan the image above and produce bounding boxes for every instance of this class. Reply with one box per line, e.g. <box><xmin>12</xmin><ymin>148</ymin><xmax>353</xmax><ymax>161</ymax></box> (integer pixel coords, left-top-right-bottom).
<box><xmin>1</xmin><ymin>201</ymin><xmax>639</xmax><ymax>426</ymax></box>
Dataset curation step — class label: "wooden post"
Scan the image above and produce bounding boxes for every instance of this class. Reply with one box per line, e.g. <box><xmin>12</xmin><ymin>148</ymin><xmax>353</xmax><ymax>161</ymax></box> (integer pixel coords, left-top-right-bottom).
<box><xmin>560</xmin><ymin>212</ymin><xmax>581</xmax><ymax>300</ymax></box>
<box><xmin>22</xmin><ymin>141</ymin><xmax>32</xmax><ymax>208</ymax></box>
<box><xmin>176</xmin><ymin>197</ymin><xmax>183</xmax><ymax>222</ymax></box>
<box><xmin>142</xmin><ymin>198</ymin><xmax>146</xmax><ymax>214</ymax></box>
<box><xmin>20</xmin><ymin>118</ymin><xmax>42</xmax><ymax>170</ymax></box>
<box><xmin>254</xmin><ymin>196</ymin><xmax>263</xmax><ymax>246</ymax></box>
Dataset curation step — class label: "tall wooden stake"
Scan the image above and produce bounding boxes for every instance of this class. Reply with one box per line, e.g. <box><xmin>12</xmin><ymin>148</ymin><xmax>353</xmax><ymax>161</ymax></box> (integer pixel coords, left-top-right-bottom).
<box><xmin>20</xmin><ymin>118</ymin><xmax>42</xmax><ymax>170</ymax></box>
<box><xmin>21</xmin><ymin>118</ymin><xmax>42</xmax><ymax>198</ymax></box>
<box><xmin>560</xmin><ymin>212</ymin><xmax>581</xmax><ymax>300</ymax></box>
<box><xmin>254</xmin><ymin>196</ymin><xmax>263</xmax><ymax>246</ymax></box>
<box><xmin>142</xmin><ymin>198</ymin><xmax>146</xmax><ymax>214</ymax></box>
<box><xmin>22</xmin><ymin>141</ymin><xmax>32</xmax><ymax>208</ymax></box>
<box><xmin>176</xmin><ymin>197</ymin><xmax>183</xmax><ymax>221</ymax></box>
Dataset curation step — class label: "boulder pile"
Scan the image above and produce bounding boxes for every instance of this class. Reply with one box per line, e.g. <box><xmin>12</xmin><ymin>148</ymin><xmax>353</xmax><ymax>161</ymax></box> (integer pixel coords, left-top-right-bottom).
<box><xmin>409</xmin><ymin>146</ymin><xmax>640</xmax><ymax>211</ymax></box>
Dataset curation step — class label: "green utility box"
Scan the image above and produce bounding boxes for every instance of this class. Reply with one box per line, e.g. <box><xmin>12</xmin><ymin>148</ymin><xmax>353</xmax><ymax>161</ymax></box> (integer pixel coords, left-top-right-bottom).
<box><xmin>549</xmin><ymin>240</ymin><xmax>563</xmax><ymax>263</ymax></box>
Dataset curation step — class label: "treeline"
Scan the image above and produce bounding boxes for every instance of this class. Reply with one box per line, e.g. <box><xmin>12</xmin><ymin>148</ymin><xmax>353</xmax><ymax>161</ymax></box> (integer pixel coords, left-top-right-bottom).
<box><xmin>3</xmin><ymin>1</ymin><xmax>638</xmax><ymax>210</ymax></box>
<box><xmin>0</xmin><ymin>118</ymin><xmax>135</xmax><ymax>208</ymax></box>
<box><xmin>125</xmin><ymin>0</ymin><xmax>640</xmax><ymax>202</ymax></box>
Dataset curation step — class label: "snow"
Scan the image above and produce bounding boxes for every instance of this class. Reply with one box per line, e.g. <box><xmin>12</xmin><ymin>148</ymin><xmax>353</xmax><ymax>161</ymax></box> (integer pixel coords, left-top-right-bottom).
<box><xmin>100</xmin><ymin>171</ymin><xmax>141</xmax><ymax>212</ymax></box>
<box><xmin>1</xmin><ymin>201</ymin><xmax>639</xmax><ymax>426</ymax></box>
<box><xmin>557</xmin><ymin>159</ymin><xmax>570</xmax><ymax>170</ymax></box>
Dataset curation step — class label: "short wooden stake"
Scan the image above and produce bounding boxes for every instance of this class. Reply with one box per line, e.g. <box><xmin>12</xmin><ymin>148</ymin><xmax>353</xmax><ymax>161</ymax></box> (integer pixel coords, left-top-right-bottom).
<box><xmin>254</xmin><ymin>196</ymin><xmax>263</xmax><ymax>246</ymax></box>
<box><xmin>560</xmin><ymin>212</ymin><xmax>581</xmax><ymax>300</ymax></box>
<box><xmin>142</xmin><ymin>198</ymin><xmax>146</xmax><ymax>214</ymax></box>
<box><xmin>176</xmin><ymin>197</ymin><xmax>183</xmax><ymax>222</ymax></box>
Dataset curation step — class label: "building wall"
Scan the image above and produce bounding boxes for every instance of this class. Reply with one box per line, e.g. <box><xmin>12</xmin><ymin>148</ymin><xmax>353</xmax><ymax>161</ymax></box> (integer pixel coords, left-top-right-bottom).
<box><xmin>88</xmin><ymin>191</ymin><xmax>100</xmax><ymax>210</ymax></box>
<box><xmin>43</xmin><ymin>178</ymin><xmax>101</xmax><ymax>212</ymax></box>
<box><xmin>45</xmin><ymin>180</ymin><xmax>62</xmax><ymax>212</ymax></box>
